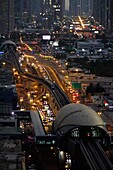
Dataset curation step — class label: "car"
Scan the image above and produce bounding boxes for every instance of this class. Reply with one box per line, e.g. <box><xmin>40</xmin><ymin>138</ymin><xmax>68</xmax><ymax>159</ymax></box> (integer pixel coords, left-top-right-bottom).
<box><xmin>92</xmin><ymin>95</ymin><xmax>103</xmax><ymax>107</ymax></box>
<box><xmin>104</xmin><ymin>102</ymin><xmax>113</xmax><ymax>111</ymax></box>
<box><xmin>51</xmin><ymin>83</ymin><xmax>55</xmax><ymax>90</ymax></box>
<box><xmin>103</xmin><ymin>96</ymin><xmax>113</xmax><ymax>111</ymax></box>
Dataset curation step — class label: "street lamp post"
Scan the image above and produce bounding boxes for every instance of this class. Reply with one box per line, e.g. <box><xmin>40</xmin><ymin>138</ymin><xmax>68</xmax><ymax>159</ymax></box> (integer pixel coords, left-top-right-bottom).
<box><xmin>75</xmin><ymin>68</ymin><xmax>78</xmax><ymax>81</ymax></box>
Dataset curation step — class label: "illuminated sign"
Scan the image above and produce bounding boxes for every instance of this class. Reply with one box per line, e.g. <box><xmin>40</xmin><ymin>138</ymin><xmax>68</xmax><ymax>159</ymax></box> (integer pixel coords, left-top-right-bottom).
<box><xmin>42</xmin><ymin>35</ymin><xmax>51</xmax><ymax>40</ymax></box>
<box><xmin>0</xmin><ymin>51</ymin><xmax>4</xmax><ymax>54</ymax></box>
<box><xmin>72</xmin><ymin>82</ymin><xmax>81</xmax><ymax>89</ymax></box>
<box><xmin>36</xmin><ymin>135</ymin><xmax>56</xmax><ymax>146</ymax></box>
<box><xmin>0</xmin><ymin>51</ymin><xmax>4</xmax><ymax>57</ymax></box>
<box><xmin>70</xmin><ymin>127</ymin><xmax>102</xmax><ymax>138</ymax></box>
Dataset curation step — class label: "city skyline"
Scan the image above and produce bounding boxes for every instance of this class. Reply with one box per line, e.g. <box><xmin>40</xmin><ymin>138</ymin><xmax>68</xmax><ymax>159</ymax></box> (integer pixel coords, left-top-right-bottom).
<box><xmin>0</xmin><ymin>0</ymin><xmax>113</xmax><ymax>34</ymax></box>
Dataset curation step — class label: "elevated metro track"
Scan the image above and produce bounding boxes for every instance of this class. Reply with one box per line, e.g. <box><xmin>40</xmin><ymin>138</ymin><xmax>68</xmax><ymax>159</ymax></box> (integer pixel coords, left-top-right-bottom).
<box><xmin>66</xmin><ymin>138</ymin><xmax>113</xmax><ymax>170</ymax></box>
<box><xmin>3</xmin><ymin>42</ymin><xmax>113</xmax><ymax>169</ymax></box>
<box><xmin>8</xmin><ymin>47</ymin><xmax>70</xmax><ymax>108</ymax></box>
<box><xmin>80</xmin><ymin>140</ymin><xmax>113</xmax><ymax>170</ymax></box>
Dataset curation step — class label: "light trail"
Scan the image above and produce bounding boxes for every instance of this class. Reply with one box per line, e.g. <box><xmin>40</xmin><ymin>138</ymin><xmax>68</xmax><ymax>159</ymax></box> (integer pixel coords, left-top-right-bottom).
<box><xmin>78</xmin><ymin>15</ymin><xmax>85</xmax><ymax>29</ymax></box>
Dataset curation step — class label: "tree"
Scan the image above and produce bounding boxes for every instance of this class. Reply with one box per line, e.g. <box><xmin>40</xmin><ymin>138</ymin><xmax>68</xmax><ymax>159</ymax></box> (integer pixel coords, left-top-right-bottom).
<box><xmin>94</xmin><ymin>83</ymin><xmax>105</xmax><ymax>93</ymax></box>
<box><xmin>86</xmin><ymin>83</ymin><xmax>95</xmax><ymax>96</ymax></box>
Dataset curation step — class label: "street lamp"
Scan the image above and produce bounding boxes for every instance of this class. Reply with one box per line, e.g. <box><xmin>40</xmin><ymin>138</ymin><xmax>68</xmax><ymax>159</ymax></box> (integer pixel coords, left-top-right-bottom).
<box><xmin>2</xmin><ymin>62</ymin><xmax>6</xmax><ymax>66</ymax></box>
<box><xmin>75</xmin><ymin>68</ymin><xmax>78</xmax><ymax>81</ymax></box>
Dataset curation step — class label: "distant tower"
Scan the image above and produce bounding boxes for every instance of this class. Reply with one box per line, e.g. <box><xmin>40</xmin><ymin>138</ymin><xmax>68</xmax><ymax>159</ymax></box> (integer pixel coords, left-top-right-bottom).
<box><xmin>41</xmin><ymin>0</ymin><xmax>52</xmax><ymax>28</ymax></box>
<box><xmin>69</xmin><ymin>0</ymin><xmax>93</xmax><ymax>17</ymax></box>
<box><xmin>80</xmin><ymin>0</ymin><xmax>92</xmax><ymax>16</ymax></box>
<box><xmin>92</xmin><ymin>0</ymin><xmax>113</xmax><ymax>32</ymax></box>
<box><xmin>0</xmin><ymin>0</ymin><xmax>14</xmax><ymax>34</ymax></box>
<box><xmin>61</xmin><ymin>0</ymin><xmax>66</xmax><ymax>17</ymax></box>
<box><xmin>77</xmin><ymin>0</ymin><xmax>82</xmax><ymax>16</ymax></box>
<box><xmin>69</xmin><ymin>0</ymin><xmax>78</xmax><ymax>16</ymax></box>
<box><xmin>52</xmin><ymin>0</ymin><xmax>63</xmax><ymax>19</ymax></box>
<box><xmin>110</xmin><ymin>0</ymin><xmax>113</xmax><ymax>32</ymax></box>
<box><xmin>14</xmin><ymin>0</ymin><xmax>23</xmax><ymax>28</ymax></box>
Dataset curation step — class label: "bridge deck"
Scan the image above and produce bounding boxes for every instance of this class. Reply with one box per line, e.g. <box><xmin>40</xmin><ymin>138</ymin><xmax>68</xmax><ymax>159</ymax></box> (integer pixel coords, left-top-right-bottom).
<box><xmin>30</xmin><ymin>110</ymin><xmax>45</xmax><ymax>136</ymax></box>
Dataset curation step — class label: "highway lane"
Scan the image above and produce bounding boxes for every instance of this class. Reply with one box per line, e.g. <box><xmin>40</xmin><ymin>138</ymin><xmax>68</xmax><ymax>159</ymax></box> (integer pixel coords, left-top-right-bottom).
<box><xmin>17</xmin><ymin>48</ymin><xmax>71</xmax><ymax>99</ymax></box>
<box><xmin>11</xmin><ymin>46</ymin><xmax>113</xmax><ymax>127</ymax></box>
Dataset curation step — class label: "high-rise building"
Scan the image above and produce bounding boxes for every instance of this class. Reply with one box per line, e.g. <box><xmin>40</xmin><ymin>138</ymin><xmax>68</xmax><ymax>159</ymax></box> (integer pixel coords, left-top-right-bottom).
<box><xmin>14</xmin><ymin>0</ymin><xmax>23</xmax><ymax>28</ymax></box>
<box><xmin>81</xmin><ymin>0</ymin><xmax>92</xmax><ymax>15</ymax></box>
<box><xmin>36</xmin><ymin>0</ymin><xmax>43</xmax><ymax>23</ymax></box>
<box><xmin>92</xmin><ymin>0</ymin><xmax>113</xmax><ymax>32</ymax></box>
<box><xmin>69</xmin><ymin>0</ymin><xmax>78</xmax><ymax>16</ymax></box>
<box><xmin>110</xmin><ymin>1</ymin><xmax>113</xmax><ymax>32</ymax></box>
<box><xmin>22</xmin><ymin>0</ymin><xmax>33</xmax><ymax>22</ymax></box>
<box><xmin>0</xmin><ymin>0</ymin><xmax>14</xmax><ymax>34</ymax></box>
<box><xmin>61</xmin><ymin>0</ymin><xmax>66</xmax><ymax>17</ymax></box>
<box><xmin>78</xmin><ymin>0</ymin><xmax>93</xmax><ymax>16</ymax></box>
<box><xmin>40</xmin><ymin>0</ymin><xmax>53</xmax><ymax>29</ymax></box>
<box><xmin>14</xmin><ymin>0</ymin><xmax>40</xmax><ymax>28</ymax></box>
<box><xmin>67</xmin><ymin>0</ymin><xmax>93</xmax><ymax>17</ymax></box>
<box><xmin>52</xmin><ymin>0</ymin><xmax>63</xmax><ymax>20</ymax></box>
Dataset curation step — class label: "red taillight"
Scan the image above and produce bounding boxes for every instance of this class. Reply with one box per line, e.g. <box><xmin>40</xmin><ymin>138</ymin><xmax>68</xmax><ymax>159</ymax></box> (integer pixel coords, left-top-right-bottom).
<box><xmin>76</xmin><ymin>92</ymin><xmax>79</xmax><ymax>97</ymax></box>
<box><xmin>104</xmin><ymin>101</ymin><xmax>108</xmax><ymax>106</ymax></box>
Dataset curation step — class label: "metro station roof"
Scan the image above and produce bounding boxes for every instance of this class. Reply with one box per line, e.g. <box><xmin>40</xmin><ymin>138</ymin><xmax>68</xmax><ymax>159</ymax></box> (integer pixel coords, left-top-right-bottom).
<box><xmin>54</xmin><ymin>103</ymin><xmax>107</xmax><ymax>135</ymax></box>
<box><xmin>0</xmin><ymin>40</ymin><xmax>16</xmax><ymax>51</ymax></box>
<box><xmin>1</xmin><ymin>40</ymin><xmax>16</xmax><ymax>47</ymax></box>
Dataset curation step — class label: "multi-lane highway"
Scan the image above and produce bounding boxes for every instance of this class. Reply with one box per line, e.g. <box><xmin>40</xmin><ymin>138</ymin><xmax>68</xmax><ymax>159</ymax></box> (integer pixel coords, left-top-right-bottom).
<box><xmin>1</xmin><ymin>38</ymin><xmax>113</xmax><ymax>169</ymax></box>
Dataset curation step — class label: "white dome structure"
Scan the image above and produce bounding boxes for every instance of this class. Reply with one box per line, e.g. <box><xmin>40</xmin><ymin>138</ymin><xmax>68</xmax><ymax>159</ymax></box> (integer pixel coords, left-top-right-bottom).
<box><xmin>54</xmin><ymin>103</ymin><xmax>107</xmax><ymax>135</ymax></box>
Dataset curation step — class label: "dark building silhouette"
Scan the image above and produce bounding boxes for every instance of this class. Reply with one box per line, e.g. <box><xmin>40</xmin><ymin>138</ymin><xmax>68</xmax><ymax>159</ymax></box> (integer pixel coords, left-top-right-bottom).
<box><xmin>0</xmin><ymin>0</ymin><xmax>14</xmax><ymax>34</ymax></box>
<box><xmin>93</xmin><ymin>0</ymin><xmax>113</xmax><ymax>33</ymax></box>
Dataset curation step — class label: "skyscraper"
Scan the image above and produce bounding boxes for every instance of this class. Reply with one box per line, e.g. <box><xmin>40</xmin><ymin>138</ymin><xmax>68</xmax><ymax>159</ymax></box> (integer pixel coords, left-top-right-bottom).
<box><xmin>14</xmin><ymin>0</ymin><xmax>40</xmax><ymax>28</ymax></box>
<box><xmin>61</xmin><ymin>0</ymin><xmax>66</xmax><ymax>17</ymax></box>
<box><xmin>52</xmin><ymin>0</ymin><xmax>63</xmax><ymax>20</ymax></box>
<box><xmin>69</xmin><ymin>0</ymin><xmax>78</xmax><ymax>16</ymax></box>
<box><xmin>36</xmin><ymin>0</ymin><xmax>43</xmax><ymax>23</ymax></box>
<box><xmin>81</xmin><ymin>0</ymin><xmax>91</xmax><ymax>15</ymax></box>
<box><xmin>14</xmin><ymin>0</ymin><xmax>23</xmax><ymax>28</ymax></box>
<box><xmin>110</xmin><ymin>1</ymin><xmax>113</xmax><ymax>32</ymax></box>
<box><xmin>0</xmin><ymin>0</ymin><xmax>14</xmax><ymax>34</ymax></box>
<box><xmin>67</xmin><ymin>0</ymin><xmax>93</xmax><ymax>17</ymax></box>
<box><xmin>92</xmin><ymin>0</ymin><xmax>113</xmax><ymax>32</ymax></box>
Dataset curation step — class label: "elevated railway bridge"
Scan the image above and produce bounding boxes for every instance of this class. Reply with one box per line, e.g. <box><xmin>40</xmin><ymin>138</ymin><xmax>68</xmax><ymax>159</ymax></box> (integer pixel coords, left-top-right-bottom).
<box><xmin>1</xmin><ymin>40</ymin><xmax>113</xmax><ymax>169</ymax></box>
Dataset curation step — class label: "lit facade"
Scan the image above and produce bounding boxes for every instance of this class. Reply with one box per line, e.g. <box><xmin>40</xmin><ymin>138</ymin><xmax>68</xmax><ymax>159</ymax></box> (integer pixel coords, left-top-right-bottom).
<box><xmin>52</xmin><ymin>0</ymin><xmax>63</xmax><ymax>20</ymax></box>
<box><xmin>14</xmin><ymin>0</ymin><xmax>40</xmax><ymax>28</ymax></box>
